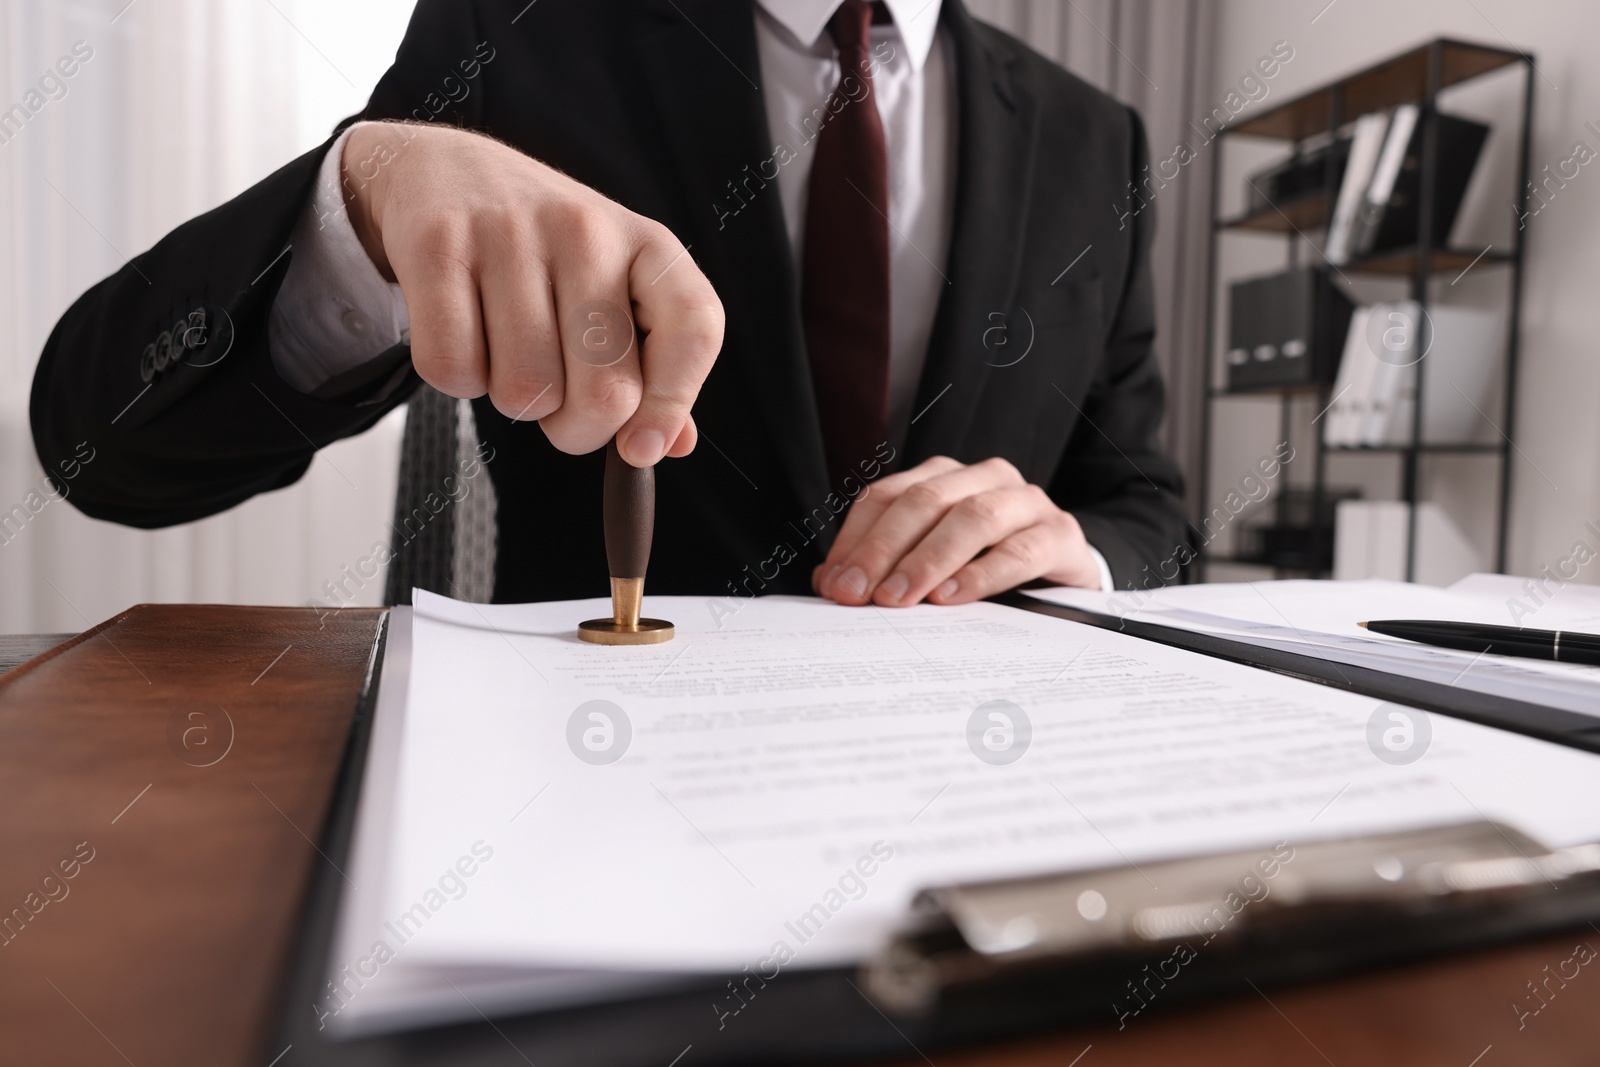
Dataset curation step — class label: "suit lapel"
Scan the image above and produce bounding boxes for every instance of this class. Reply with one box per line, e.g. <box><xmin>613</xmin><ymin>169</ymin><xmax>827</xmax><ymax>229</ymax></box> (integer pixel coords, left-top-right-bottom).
<box><xmin>634</xmin><ymin>0</ymin><xmax>832</xmax><ymax>513</ymax></box>
<box><xmin>904</xmin><ymin>0</ymin><xmax>1039</xmax><ymax>465</ymax></box>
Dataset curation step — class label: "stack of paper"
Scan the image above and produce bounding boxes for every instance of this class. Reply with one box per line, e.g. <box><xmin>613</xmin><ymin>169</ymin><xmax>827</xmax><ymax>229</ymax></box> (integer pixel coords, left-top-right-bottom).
<box><xmin>1027</xmin><ymin>574</ymin><xmax>1600</xmax><ymax>715</ymax></box>
<box><xmin>324</xmin><ymin>589</ymin><xmax>1600</xmax><ymax>1035</ymax></box>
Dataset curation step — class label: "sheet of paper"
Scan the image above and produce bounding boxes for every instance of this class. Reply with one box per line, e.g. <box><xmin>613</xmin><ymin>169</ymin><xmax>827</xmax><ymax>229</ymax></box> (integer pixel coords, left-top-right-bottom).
<box><xmin>359</xmin><ymin>591</ymin><xmax>1600</xmax><ymax>991</ymax></box>
<box><xmin>1448</xmin><ymin>572</ymin><xmax>1600</xmax><ymax>630</ymax></box>
<box><xmin>325</xmin><ymin>610</ymin><xmax>682</xmax><ymax>1037</ymax></box>
<box><xmin>1025</xmin><ymin>577</ymin><xmax>1600</xmax><ymax>715</ymax></box>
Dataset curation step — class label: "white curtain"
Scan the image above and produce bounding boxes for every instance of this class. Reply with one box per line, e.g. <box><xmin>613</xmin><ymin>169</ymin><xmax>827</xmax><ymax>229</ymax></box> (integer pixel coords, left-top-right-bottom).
<box><xmin>0</xmin><ymin>0</ymin><xmax>413</xmax><ymax>633</ymax></box>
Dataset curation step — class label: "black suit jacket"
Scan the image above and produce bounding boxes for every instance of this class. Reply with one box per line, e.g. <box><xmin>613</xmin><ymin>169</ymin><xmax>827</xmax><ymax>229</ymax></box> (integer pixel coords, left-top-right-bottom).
<box><xmin>31</xmin><ymin>0</ymin><xmax>1192</xmax><ymax>604</ymax></box>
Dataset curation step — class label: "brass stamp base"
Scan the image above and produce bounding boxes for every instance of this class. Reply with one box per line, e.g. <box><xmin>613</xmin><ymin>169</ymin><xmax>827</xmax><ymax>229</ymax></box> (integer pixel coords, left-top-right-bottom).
<box><xmin>578</xmin><ymin>576</ymin><xmax>674</xmax><ymax>644</ymax></box>
<box><xmin>577</xmin><ymin>618</ymin><xmax>675</xmax><ymax>645</ymax></box>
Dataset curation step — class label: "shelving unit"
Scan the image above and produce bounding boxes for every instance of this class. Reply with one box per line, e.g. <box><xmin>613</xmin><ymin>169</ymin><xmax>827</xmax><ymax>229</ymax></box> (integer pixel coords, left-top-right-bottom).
<box><xmin>1197</xmin><ymin>38</ymin><xmax>1535</xmax><ymax>581</ymax></box>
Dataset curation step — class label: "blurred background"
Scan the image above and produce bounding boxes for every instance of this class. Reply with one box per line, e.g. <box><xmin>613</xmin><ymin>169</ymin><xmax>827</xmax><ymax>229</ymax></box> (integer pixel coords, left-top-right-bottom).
<box><xmin>1</xmin><ymin>0</ymin><xmax>412</xmax><ymax>633</ymax></box>
<box><xmin>3</xmin><ymin>0</ymin><xmax>1597</xmax><ymax>632</ymax></box>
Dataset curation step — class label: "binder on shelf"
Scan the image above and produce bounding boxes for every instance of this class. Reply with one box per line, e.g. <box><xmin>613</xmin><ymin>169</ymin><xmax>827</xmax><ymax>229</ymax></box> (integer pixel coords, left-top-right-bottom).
<box><xmin>1325</xmin><ymin>112</ymin><xmax>1391</xmax><ymax>263</ymax></box>
<box><xmin>864</xmin><ymin>821</ymin><xmax>1600</xmax><ymax>1016</ymax></box>
<box><xmin>1351</xmin><ymin>109</ymin><xmax>1490</xmax><ymax>259</ymax></box>
<box><xmin>1226</xmin><ymin>268</ymin><xmax>1354</xmax><ymax>391</ymax></box>
<box><xmin>1350</xmin><ymin>105</ymin><xmax>1421</xmax><ymax>255</ymax></box>
<box><xmin>1324</xmin><ymin>301</ymin><xmax>1503</xmax><ymax>448</ymax></box>
<box><xmin>1244</xmin><ymin>135</ymin><xmax>1350</xmax><ymax>214</ymax></box>
<box><xmin>1361</xmin><ymin>300</ymin><xmax>1420</xmax><ymax>446</ymax></box>
<box><xmin>1325</xmin><ymin>305</ymin><xmax>1376</xmax><ymax>444</ymax></box>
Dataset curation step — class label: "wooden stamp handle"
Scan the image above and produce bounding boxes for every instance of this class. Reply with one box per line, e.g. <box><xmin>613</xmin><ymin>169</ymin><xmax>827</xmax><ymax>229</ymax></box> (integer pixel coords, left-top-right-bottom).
<box><xmin>602</xmin><ymin>438</ymin><xmax>653</xmax><ymax>581</ymax></box>
<box><xmin>579</xmin><ymin>438</ymin><xmax>673</xmax><ymax>644</ymax></box>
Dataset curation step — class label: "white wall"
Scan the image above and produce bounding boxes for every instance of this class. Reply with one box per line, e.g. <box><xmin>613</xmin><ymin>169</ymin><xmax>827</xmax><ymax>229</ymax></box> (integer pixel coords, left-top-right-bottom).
<box><xmin>0</xmin><ymin>0</ymin><xmax>415</xmax><ymax>633</ymax></box>
<box><xmin>1208</xmin><ymin>0</ymin><xmax>1600</xmax><ymax>586</ymax></box>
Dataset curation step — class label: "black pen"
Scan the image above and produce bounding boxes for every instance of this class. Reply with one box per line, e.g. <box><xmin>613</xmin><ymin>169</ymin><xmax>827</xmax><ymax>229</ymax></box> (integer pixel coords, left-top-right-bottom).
<box><xmin>1358</xmin><ymin>619</ymin><xmax>1600</xmax><ymax>667</ymax></box>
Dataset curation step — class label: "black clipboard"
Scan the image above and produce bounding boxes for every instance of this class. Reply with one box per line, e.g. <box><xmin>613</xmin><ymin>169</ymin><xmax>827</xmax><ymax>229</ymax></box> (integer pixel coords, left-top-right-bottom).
<box><xmin>1003</xmin><ymin>593</ymin><xmax>1600</xmax><ymax>755</ymax></box>
<box><xmin>267</xmin><ymin>599</ymin><xmax>1600</xmax><ymax>1065</ymax></box>
<box><xmin>268</xmin><ymin>613</ymin><xmax>1094</xmax><ymax>1067</ymax></box>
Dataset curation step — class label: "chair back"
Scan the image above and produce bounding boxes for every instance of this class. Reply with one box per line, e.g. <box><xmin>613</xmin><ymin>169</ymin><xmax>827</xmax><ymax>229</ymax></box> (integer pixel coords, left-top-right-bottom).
<box><xmin>382</xmin><ymin>386</ymin><xmax>498</xmax><ymax>605</ymax></box>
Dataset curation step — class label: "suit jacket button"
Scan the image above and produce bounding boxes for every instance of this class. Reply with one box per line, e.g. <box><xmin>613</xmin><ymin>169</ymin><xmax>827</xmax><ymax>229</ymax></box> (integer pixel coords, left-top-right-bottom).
<box><xmin>153</xmin><ymin>330</ymin><xmax>174</xmax><ymax>371</ymax></box>
<box><xmin>342</xmin><ymin>308</ymin><xmax>372</xmax><ymax>338</ymax></box>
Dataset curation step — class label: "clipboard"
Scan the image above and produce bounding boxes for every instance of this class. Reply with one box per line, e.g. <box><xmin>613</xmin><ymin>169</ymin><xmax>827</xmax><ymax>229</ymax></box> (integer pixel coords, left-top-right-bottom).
<box><xmin>269</xmin><ymin>602</ymin><xmax>1600</xmax><ymax>1066</ymax></box>
<box><xmin>865</xmin><ymin>820</ymin><xmax>1600</xmax><ymax>1018</ymax></box>
<box><xmin>1003</xmin><ymin>592</ymin><xmax>1600</xmax><ymax>756</ymax></box>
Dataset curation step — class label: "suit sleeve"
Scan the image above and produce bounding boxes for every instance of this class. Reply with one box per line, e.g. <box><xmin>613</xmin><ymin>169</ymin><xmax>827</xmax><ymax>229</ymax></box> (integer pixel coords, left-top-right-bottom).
<box><xmin>29</xmin><ymin>0</ymin><xmax>484</xmax><ymax>528</ymax></box>
<box><xmin>1047</xmin><ymin>106</ymin><xmax>1196</xmax><ymax>590</ymax></box>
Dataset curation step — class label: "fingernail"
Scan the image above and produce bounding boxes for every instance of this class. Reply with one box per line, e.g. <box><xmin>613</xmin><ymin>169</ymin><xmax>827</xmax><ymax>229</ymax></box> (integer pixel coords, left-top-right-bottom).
<box><xmin>935</xmin><ymin>578</ymin><xmax>959</xmax><ymax>600</ymax></box>
<box><xmin>626</xmin><ymin>429</ymin><xmax>665</xmax><ymax>466</ymax></box>
<box><xmin>879</xmin><ymin>572</ymin><xmax>910</xmax><ymax>604</ymax></box>
<box><xmin>838</xmin><ymin>567</ymin><xmax>870</xmax><ymax>599</ymax></box>
<box><xmin>822</xmin><ymin>563</ymin><xmax>841</xmax><ymax>591</ymax></box>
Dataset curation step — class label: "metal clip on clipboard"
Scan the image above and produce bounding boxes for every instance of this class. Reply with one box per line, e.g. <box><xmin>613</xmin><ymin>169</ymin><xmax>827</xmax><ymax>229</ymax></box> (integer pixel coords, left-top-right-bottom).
<box><xmin>863</xmin><ymin>822</ymin><xmax>1600</xmax><ymax>1016</ymax></box>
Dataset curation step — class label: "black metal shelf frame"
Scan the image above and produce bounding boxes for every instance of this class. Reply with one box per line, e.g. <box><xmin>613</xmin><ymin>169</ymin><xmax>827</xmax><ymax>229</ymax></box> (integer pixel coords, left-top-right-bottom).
<box><xmin>1195</xmin><ymin>39</ymin><xmax>1535</xmax><ymax>582</ymax></box>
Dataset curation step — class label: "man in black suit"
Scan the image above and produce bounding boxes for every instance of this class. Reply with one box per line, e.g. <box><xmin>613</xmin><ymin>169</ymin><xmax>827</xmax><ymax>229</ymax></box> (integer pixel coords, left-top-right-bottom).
<box><xmin>30</xmin><ymin>0</ymin><xmax>1190</xmax><ymax>608</ymax></box>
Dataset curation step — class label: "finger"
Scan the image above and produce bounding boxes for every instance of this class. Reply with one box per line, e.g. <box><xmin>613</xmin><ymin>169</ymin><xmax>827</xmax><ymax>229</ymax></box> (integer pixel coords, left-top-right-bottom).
<box><xmin>821</xmin><ymin>455</ymin><xmax>966</xmax><ymax>578</ymax></box>
<box><xmin>872</xmin><ymin>484</ymin><xmax>1052</xmax><ymax>606</ymax></box>
<box><xmin>827</xmin><ymin>458</ymin><xmax>1026</xmax><ymax>606</ymax></box>
<box><xmin>395</xmin><ymin>232</ymin><xmax>489</xmax><ymax>399</ymax></box>
<box><xmin>930</xmin><ymin>520</ymin><xmax>1067</xmax><ymax>605</ymax></box>
<box><xmin>538</xmin><ymin>215</ymin><xmax>643</xmax><ymax>456</ymax></box>
<box><xmin>666</xmin><ymin>413</ymin><xmax>697</xmax><ymax>458</ymax></box>
<box><xmin>821</xmin><ymin>456</ymin><xmax>975</xmax><ymax>601</ymax></box>
<box><xmin>480</xmin><ymin>253</ymin><xmax>563</xmax><ymax>421</ymax></box>
<box><xmin>616</xmin><ymin>225</ymin><xmax>723</xmax><ymax>467</ymax></box>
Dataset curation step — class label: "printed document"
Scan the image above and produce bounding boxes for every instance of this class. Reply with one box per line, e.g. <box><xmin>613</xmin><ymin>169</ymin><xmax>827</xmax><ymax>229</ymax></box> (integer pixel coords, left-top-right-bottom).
<box><xmin>325</xmin><ymin>591</ymin><xmax>1600</xmax><ymax>1033</ymax></box>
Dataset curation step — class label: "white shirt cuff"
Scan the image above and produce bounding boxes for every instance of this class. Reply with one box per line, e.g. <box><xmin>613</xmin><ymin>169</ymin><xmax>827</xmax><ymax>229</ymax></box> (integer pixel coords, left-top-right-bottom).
<box><xmin>1088</xmin><ymin>546</ymin><xmax>1114</xmax><ymax>592</ymax></box>
<box><xmin>269</xmin><ymin>123</ymin><xmax>413</xmax><ymax>394</ymax></box>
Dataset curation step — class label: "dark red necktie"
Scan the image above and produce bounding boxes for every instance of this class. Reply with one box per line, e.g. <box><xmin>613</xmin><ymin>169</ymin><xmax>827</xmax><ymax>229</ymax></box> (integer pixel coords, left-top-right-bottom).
<box><xmin>801</xmin><ymin>0</ymin><xmax>891</xmax><ymax>490</ymax></box>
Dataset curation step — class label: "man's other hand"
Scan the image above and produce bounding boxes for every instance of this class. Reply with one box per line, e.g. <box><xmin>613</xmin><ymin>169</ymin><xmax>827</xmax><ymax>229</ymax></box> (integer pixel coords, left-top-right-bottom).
<box><xmin>343</xmin><ymin>123</ymin><xmax>723</xmax><ymax>467</ymax></box>
<box><xmin>811</xmin><ymin>456</ymin><xmax>1103</xmax><ymax>606</ymax></box>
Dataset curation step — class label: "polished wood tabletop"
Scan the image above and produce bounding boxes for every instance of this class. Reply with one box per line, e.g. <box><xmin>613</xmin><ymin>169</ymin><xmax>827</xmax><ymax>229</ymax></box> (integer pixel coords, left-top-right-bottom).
<box><xmin>1</xmin><ymin>606</ymin><xmax>1597</xmax><ymax>1066</ymax></box>
<box><xmin>0</xmin><ymin>632</ymin><xmax>73</xmax><ymax>674</ymax></box>
<box><xmin>0</xmin><ymin>605</ymin><xmax>384</xmax><ymax>1067</ymax></box>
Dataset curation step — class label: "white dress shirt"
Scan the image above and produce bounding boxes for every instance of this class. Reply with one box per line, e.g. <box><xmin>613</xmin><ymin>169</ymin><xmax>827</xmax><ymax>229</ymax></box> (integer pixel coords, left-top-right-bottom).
<box><xmin>266</xmin><ymin>0</ymin><xmax>1113</xmax><ymax>591</ymax></box>
<box><xmin>751</xmin><ymin>0</ymin><xmax>952</xmax><ymax>445</ymax></box>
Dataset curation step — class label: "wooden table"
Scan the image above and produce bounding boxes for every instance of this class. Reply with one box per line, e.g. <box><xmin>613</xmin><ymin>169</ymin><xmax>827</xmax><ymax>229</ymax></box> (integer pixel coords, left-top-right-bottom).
<box><xmin>0</xmin><ymin>632</ymin><xmax>73</xmax><ymax>674</ymax></box>
<box><xmin>2</xmin><ymin>606</ymin><xmax>1597</xmax><ymax>1066</ymax></box>
<box><xmin>0</xmin><ymin>605</ymin><xmax>382</xmax><ymax>1067</ymax></box>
